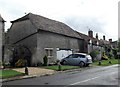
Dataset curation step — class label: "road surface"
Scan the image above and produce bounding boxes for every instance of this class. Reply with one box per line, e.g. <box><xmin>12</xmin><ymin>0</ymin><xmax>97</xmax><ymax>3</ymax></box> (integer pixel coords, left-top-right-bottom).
<box><xmin>2</xmin><ymin>64</ymin><xmax>120</xmax><ymax>86</ymax></box>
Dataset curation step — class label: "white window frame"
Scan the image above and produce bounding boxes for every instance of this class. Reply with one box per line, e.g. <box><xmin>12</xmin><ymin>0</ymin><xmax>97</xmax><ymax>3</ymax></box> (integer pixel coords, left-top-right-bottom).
<box><xmin>44</xmin><ymin>48</ymin><xmax>53</xmax><ymax>57</ymax></box>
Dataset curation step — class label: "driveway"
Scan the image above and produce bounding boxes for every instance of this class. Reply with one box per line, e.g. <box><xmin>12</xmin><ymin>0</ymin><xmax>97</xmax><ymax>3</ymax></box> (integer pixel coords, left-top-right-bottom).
<box><xmin>12</xmin><ymin>67</ymin><xmax>55</xmax><ymax>76</ymax></box>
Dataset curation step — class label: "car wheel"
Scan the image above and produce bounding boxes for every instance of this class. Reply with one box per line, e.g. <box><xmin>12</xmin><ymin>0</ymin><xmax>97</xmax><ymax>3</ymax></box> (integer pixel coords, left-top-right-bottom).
<box><xmin>79</xmin><ymin>61</ymin><xmax>85</xmax><ymax>68</ymax></box>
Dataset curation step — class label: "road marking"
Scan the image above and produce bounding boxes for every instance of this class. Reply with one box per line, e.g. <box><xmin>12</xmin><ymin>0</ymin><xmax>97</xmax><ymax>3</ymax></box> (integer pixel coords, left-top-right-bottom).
<box><xmin>70</xmin><ymin>76</ymin><xmax>100</xmax><ymax>85</ymax></box>
<box><xmin>69</xmin><ymin>71</ymin><xmax>117</xmax><ymax>85</ymax></box>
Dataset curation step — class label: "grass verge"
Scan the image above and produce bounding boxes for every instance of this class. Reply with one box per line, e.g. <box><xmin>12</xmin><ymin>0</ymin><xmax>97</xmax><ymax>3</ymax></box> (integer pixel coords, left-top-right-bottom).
<box><xmin>0</xmin><ymin>69</ymin><xmax>24</xmax><ymax>79</ymax></box>
<box><xmin>45</xmin><ymin>65</ymin><xmax>80</xmax><ymax>71</ymax></box>
<box><xmin>92</xmin><ymin>59</ymin><xmax>120</xmax><ymax>66</ymax></box>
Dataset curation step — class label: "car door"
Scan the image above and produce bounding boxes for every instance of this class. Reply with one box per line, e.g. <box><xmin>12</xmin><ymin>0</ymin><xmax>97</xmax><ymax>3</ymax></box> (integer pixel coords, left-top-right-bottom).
<box><xmin>65</xmin><ymin>54</ymin><xmax>74</xmax><ymax>65</ymax></box>
<box><xmin>79</xmin><ymin>54</ymin><xmax>87</xmax><ymax>63</ymax></box>
<box><xmin>70</xmin><ymin>54</ymin><xmax>80</xmax><ymax>65</ymax></box>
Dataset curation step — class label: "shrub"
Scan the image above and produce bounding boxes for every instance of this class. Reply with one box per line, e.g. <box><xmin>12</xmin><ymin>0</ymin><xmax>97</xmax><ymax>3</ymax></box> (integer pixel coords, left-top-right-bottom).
<box><xmin>89</xmin><ymin>50</ymin><xmax>99</xmax><ymax>61</ymax></box>
<box><xmin>15</xmin><ymin>59</ymin><xmax>25</xmax><ymax>67</ymax></box>
<box><xmin>102</xmin><ymin>52</ymin><xmax>109</xmax><ymax>60</ymax></box>
<box><xmin>112</xmin><ymin>49</ymin><xmax>117</xmax><ymax>59</ymax></box>
<box><xmin>108</xmin><ymin>51</ymin><xmax>114</xmax><ymax>59</ymax></box>
<box><xmin>43</xmin><ymin>55</ymin><xmax>48</xmax><ymax>66</ymax></box>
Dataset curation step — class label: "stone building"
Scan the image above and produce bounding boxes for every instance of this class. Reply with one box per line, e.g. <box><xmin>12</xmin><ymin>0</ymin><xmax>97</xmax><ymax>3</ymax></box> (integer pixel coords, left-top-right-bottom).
<box><xmin>6</xmin><ymin>13</ymin><xmax>85</xmax><ymax>66</ymax></box>
<box><xmin>76</xmin><ymin>30</ymin><xmax>100</xmax><ymax>53</ymax></box>
<box><xmin>0</xmin><ymin>14</ymin><xmax>5</xmax><ymax>63</ymax></box>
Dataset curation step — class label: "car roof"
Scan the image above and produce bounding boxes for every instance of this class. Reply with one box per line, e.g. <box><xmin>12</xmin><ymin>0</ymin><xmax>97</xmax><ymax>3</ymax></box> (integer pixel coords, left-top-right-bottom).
<box><xmin>73</xmin><ymin>53</ymin><xmax>88</xmax><ymax>55</ymax></box>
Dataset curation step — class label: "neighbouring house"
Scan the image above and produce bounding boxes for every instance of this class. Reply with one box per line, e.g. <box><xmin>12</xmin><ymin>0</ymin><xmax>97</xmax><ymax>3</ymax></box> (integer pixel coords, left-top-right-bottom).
<box><xmin>76</xmin><ymin>30</ymin><xmax>103</xmax><ymax>61</ymax></box>
<box><xmin>76</xmin><ymin>30</ymin><xmax>117</xmax><ymax>60</ymax></box>
<box><xmin>76</xmin><ymin>30</ymin><xmax>102</xmax><ymax>53</ymax></box>
<box><xmin>0</xmin><ymin>14</ymin><xmax>5</xmax><ymax>64</ymax></box>
<box><xmin>6</xmin><ymin>13</ymin><xmax>85</xmax><ymax>66</ymax></box>
<box><xmin>109</xmin><ymin>39</ymin><xmax>118</xmax><ymax>49</ymax></box>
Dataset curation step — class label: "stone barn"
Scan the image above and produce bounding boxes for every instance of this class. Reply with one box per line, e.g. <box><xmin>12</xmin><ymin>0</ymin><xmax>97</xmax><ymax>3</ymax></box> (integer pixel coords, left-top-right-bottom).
<box><xmin>6</xmin><ymin>13</ymin><xmax>85</xmax><ymax>66</ymax></box>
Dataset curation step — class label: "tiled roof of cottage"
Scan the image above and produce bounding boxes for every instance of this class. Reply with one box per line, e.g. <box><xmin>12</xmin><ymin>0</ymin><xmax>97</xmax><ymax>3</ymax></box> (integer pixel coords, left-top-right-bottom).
<box><xmin>11</xmin><ymin>13</ymin><xmax>82</xmax><ymax>39</ymax></box>
<box><xmin>76</xmin><ymin>31</ymin><xmax>98</xmax><ymax>45</ymax></box>
<box><xmin>76</xmin><ymin>31</ymin><xmax>110</xmax><ymax>46</ymax></box>
<box><xmin>99</xmin><ymin>39</ymin><xmax>110</xmax><ymax>45</ymax></box>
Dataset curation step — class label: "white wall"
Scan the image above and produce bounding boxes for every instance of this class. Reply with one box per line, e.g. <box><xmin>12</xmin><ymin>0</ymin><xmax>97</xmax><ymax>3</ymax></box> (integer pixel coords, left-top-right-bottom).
<box><xmin>57</xmin><ymin>49</ymin><xmax>72</xmax><ymax>60</ymax></box>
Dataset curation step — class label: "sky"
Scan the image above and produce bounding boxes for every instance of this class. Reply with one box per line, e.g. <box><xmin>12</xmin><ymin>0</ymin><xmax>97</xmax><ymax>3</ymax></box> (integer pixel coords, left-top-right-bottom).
<box><xmin>0</xmin><ymin>0</ymin><xmax>119</xmax><ymax>41</ymax></box>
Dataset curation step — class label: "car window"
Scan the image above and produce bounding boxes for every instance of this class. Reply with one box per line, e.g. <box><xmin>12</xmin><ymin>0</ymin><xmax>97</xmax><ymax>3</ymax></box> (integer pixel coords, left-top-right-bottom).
<box><xmin>79</xmin><ymin>54</ymin><xmax>85</xmax><ymax>58</ymax></box>
<box><xmin>67</xmin><ymin>54</ymin><xmax>73</xmax><ymax>58</ymax></box>
<box><xmin>67</xmin><ymin>54</ymin><xmax>79</xmax><ymax>58</ymax></box>
<box><xmin>72</xmin><ymin>54</ymin><xmax>80</xmax><ymax>58</ymax></box>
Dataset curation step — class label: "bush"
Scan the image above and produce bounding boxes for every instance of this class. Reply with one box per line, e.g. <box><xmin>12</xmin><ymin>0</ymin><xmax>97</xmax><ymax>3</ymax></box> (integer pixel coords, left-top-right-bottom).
<box><xmin>89</xmin><ymin>50</ymin><xmax>99</xmax><ymax>61</ymax></box>
<box><xmin>15</xmin><ymin>59</ymin><xmax>25</xmax><ymax>67</ymax></box>
<box><xmin>112</xmin><ymin>49</ymin><xmax>117</xmax><ymax>59</ymax></box>
<box><xmin>108</xmin><ymin>51</ymin><xmax>114</xmax><ymax>59</ymax></box>
<box><xmin>43</xmin><ymin>55</ymin><xmax>48</xmax><ymax>66</ymax></box>
<box><xmin>102</xmin><ymin>52</ymin><xmax>109</xmax><ymax>60</ymax></box>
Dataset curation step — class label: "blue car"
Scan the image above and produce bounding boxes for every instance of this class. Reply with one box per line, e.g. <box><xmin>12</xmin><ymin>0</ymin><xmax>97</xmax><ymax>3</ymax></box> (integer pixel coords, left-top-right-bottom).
<box><xmin>60</xmin><ymin>53</ymin><xmax>92</xmax><ymax>67</ymax></box>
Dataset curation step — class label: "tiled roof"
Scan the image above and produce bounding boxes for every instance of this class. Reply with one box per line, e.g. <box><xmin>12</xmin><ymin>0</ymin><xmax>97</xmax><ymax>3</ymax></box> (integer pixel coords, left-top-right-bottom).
<box><xmin>76</xmin><ymin>31</ymin><xmax>98</xmax><ymax>45</ymax></box>
<box><xmin>11</xmin><ymin>13</ymin><xmax>82</xmax><ymax>39</ymax></box>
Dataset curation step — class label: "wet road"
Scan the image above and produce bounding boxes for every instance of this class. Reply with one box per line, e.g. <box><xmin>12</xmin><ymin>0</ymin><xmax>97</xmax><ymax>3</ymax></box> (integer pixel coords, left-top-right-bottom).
<box><xmin>2</xmin><ymin>64</ymin><xmax>119</xmax><ymax>86</ymax></box>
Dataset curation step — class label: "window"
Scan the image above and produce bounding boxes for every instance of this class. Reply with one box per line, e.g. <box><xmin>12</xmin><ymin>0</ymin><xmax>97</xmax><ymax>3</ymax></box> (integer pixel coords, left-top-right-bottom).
<box><xmin>79</xmin><ymin>55</ymin><xmax>85</xmax><ymax>58</ymax></box>
<box><xmin>67</xmin><ymin>54</ymin><xmax>79</xmax><ymax>58</ymax></box>
<box><xmin>45</xmin><ymin>48</ymin><xmax>53</xmax><ymax>57</ymax></box>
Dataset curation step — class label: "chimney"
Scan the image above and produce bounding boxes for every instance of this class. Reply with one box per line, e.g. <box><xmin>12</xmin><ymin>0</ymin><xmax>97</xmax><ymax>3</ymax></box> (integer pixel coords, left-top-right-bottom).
<box><xmin>103</xmin><ymin>35</ymin><xmax>105</xmax><ymax>40</ymax></box>
<box><xmin>109</xmin><ymin>39</ymin><xmax>112</xmax><ymax>43</ymax></box>
<box><xmin>96</xmin><ymin>33</ymin><xmax>98</xmax><ymax>39</ymax></box>
<box><xmin>88</xmin><ymin>30</ymin><xmax>93</xmax><ymax>38</ymax></box>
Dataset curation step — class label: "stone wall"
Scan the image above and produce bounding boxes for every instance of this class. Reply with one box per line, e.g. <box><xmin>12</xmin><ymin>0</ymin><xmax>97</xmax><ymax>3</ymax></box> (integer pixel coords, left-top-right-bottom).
<box><xmin>35</xmin><ymin>30</ymin><xmax>84</xmax><ymax>64</ymax></box>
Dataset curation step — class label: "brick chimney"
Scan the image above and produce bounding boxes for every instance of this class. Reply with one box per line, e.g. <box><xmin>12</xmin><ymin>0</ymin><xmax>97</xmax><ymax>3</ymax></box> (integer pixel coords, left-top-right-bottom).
<box><xmin>109</xmin><ymin>39</ymin><xmax>112</xmax><ymax>43</ymax></box>
<box><xmin>103</xmin><ymin>35</ymin><xmax>105</xmax><ymax>40</ymax></box>
<box><xmin>96</xmin><ymin>33</ymin><xmax>98</xmax><ymax>39</ymax></box>
<box><xmin>88</xmin><ymin>30</ymin><xmax>93</xmax><ymax>38</ymax></box>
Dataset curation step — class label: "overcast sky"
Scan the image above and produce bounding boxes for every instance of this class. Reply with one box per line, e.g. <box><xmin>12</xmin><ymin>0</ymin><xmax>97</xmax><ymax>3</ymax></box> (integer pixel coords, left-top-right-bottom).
<box><xmin>0</xmin><ymin>0</ymin><xmax>119</xmax><ymax>41</ymax></box>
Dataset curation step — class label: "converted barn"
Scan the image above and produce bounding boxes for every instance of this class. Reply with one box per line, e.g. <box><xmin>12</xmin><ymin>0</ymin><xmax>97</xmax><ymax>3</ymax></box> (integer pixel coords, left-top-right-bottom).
<box><xmin>6</xmin><ymin>13</ymin><xmax>85</xmax><ymax>66</ymax></box>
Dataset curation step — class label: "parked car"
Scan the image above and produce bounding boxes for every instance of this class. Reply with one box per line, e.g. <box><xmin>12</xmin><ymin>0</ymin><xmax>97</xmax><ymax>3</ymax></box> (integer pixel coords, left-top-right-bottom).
<box><xmin>60</xmin><ymin>53</ymin><xmax>92</xmax><ymax>67</ymax></box>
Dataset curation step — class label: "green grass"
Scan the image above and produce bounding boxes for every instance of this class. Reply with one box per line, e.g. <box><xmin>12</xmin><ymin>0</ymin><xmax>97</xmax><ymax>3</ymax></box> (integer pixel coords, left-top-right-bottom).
<box><xmin>45</xmin><ymin>65</ymin><xmax>80</xmax><ymax>71</ymax></box>
<box><xmin>92</xmin><ymin>59</ymin><xmax>120</xmax><ymax>66</ymax></box>
<box><xmin>0</xmin><ymin>69</ymin><xmax>24</xmax><ymax>78</ymax></box>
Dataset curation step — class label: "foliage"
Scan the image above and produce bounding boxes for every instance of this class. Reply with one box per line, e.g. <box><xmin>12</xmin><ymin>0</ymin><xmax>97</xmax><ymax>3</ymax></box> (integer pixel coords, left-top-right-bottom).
<box><xmin>0</xmin><ymin>61</ymin><xmax>10</xmax><ymax>68</ymax></box>
<box><xmin>118</xmin><ymin>38</ymin><xmax>120</xmax><ymax>52</ymax></box>
<box><xmin>15</xmin><ymin>59</ymin><xmax>25</xmax><ymax>67</ymax></box>
<box><xmin>92</xmin><ymin>59</ymin><xmax>120</xmax><ymax>66</ymax></box>
<box><xmin>102</xmin><ymin>52</ymin><xmax>109</xmax><ymax>60</ymax></box>
<box><xmin>108</xmin><ymin>51</ymin><xmax>114</xmax><ymax>59</ymax></box>
<box><xmin>112</xmin><ymin>49</ymin><xmax>117</xmax><ymax>58</ymax></box>
<box><xmin>89</xmin><ymin>50</ymin><xmax>100</xmax><ymax>61</ymax></box>
<box><xmin>43</xmin><ymin>55</ymin><xmax>48</xmax><ymax>66</ymax></box>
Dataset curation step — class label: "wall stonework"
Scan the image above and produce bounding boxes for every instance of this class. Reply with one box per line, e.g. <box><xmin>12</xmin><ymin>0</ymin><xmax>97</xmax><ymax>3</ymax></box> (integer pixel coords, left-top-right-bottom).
<box><xmin>8</xmin><ymin>19</ymin><xmax>37</xmax><ymax>44</ymax></box>
<box><xmin>35</xmin><ymin>31</ymin><xmax>84</xmax><ymax>64</ymax></box>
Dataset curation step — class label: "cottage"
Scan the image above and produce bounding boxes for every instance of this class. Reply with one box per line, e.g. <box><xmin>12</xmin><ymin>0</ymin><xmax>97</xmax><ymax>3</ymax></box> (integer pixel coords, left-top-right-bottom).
<box><xmin>76</xmin><ymin>30</ymin><xmax>100</xmax><ymax>53</ymax></box>
<box><xmin>6</xmin><ymin>13</ymin><xmax>85</xmax><ymax>66</ymax></box>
